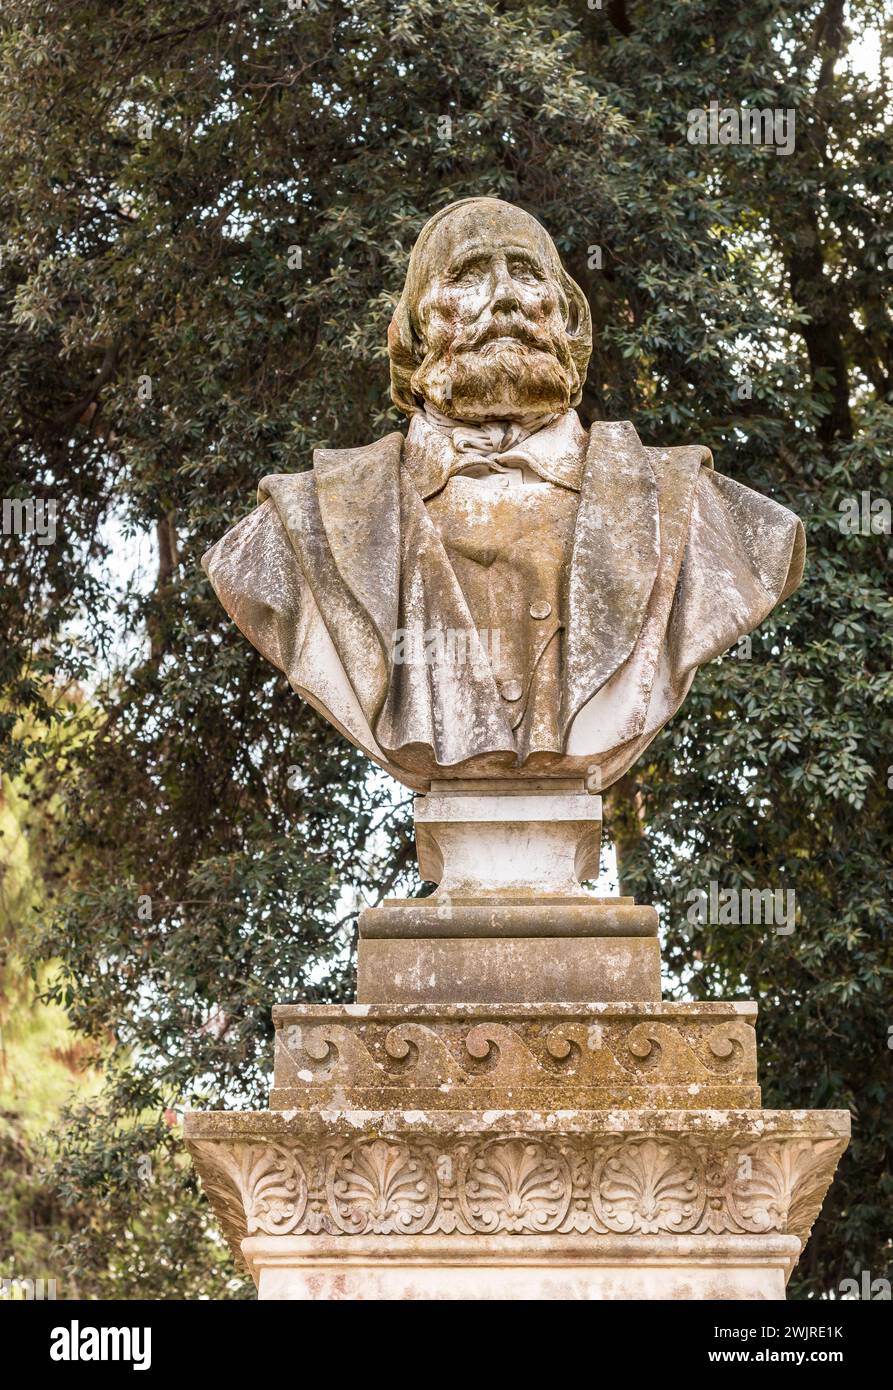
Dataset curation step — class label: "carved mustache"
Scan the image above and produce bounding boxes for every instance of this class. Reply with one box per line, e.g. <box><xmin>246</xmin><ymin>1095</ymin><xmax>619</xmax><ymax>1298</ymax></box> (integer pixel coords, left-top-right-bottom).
<box><xmin>453</xmin><ymin>318</ymin><xmax>556</xmax><ymax>353</ymax></box>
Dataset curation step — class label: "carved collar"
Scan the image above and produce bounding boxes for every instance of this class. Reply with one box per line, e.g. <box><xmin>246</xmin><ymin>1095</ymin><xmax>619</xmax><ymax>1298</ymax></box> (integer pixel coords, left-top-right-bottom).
<box><xmin>403</xmin><ymin>407</ymin><xmax>589</xmax><ymax>498</ymax></box>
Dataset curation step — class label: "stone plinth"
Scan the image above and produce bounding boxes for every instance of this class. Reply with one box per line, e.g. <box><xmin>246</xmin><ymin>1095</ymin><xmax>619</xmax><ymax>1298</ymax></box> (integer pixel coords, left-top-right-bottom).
<box><xmin>268</xmin><ymin>1002</ymin><xmax>761</xmax><ymax>1110</ymax></box>
<box><xmin>358</xmin><ymin>786</ymin><xmax>660</xmax><ymax>1004</ymax></box>
<box><xmin>356</xmin><ymin>935</ymin><xmax>661</xmax><ymax>1003</ymax></box>
<box><xmin>414</xmin><ymin>782</ymin><xmax>602</xmax><ymax>894</ymax></box>
<box><xmin>186</xmin><ymin>787</ymin><xmax>850</xmax><ymax>1299</ymax></box>
<box><xmin>185</xmin><ymin>1104</ymin><xmax>849</xmax><ymax>1301</ymax></box>
<box><xmin>242</xmin><ymin>1233</ymin><xmax>803</xmax><ymax>1301</ymax></box>
<box><xmin>361</xmin><ymin>896</ymin><xmax>658</xmax><ymax>938</ymax></box>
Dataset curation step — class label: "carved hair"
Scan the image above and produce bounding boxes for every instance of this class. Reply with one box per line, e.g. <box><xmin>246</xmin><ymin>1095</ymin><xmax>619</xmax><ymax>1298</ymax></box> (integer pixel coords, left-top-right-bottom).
<box><xmin>387</xmin><ymin>197</ymin><xmax>592</xmax><ymax>416</ymax></box>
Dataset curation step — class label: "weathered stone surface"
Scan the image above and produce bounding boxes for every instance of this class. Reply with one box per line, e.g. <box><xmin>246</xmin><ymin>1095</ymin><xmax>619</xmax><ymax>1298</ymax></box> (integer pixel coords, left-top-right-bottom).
<box><xmin>269</xmin><ymin>1002</ymin><xmax>760</xmax><ymax>1111</ymax></box>
<box><xmin>414</xmin><ymin>786</ymin><xmax>602</xmax><ymax>893</ymax></box>
<box><xmin>202</xmin><ymin>197</ymin><xmax>806</xmax><ymax>794</ymax></box>
<box><xmin>357</xmin><ymin>936</ymin><xmax>662</xmax><ymax>1004</ymax></box>
<box><xmin>242</xmin><ymin>1232</ymin><xmax>803</xmax><ymax>1301</ymax></box>
<box><xmin>361</xmin><ymin>897</ymin><xmax>658</xmax><ymax>939</ymax></box>
<box><xmin>184</xmin><ymin>1106</ymin><xmax>849</xmax><ymax>1298</ymax></box>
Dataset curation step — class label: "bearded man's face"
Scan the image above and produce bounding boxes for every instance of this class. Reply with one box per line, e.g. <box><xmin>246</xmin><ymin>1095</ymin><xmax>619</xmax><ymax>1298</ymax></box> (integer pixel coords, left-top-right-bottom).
<box><xmin>409</xmin><ymin>208</ymin><xmax>580</xmax><ymax>421</ymax></box>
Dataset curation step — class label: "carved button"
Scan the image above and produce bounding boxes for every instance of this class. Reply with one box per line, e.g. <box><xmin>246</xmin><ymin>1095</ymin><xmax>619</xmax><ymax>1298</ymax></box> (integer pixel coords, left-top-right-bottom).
<box><xmin>499</xmin><ymin>678</ymin><xmax>524</xmax><ymax>702</ymax></box>
<box><xmin>529</xmin><ymin>601</ymin><xmax>552</xmax><ymax>620</ymax></box>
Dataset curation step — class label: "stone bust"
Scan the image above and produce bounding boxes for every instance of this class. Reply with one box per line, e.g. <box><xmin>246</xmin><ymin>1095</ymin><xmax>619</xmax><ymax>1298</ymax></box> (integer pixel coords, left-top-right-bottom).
<box><xmin>203</xmin><ymin>197</ymin><xmax>805</xmax><ymax>792</ymax></box>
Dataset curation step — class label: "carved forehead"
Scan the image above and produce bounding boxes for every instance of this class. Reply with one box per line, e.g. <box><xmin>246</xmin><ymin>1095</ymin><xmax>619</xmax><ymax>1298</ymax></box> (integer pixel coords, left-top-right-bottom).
<box><xmin>412</xmin><ymin>199</ymin><xmax>562</xmax><ymax>284</ymax></box>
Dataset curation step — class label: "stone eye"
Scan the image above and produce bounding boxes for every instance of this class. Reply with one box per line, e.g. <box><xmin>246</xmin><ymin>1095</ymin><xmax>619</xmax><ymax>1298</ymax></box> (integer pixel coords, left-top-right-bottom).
<box><xmin>508</xmin><ymin>258</ymin><xmax>542</xmax><ymax>283</ymax></box>
<box><xmin>449</xmin><ymin>257</ymin><xmax>487</xmax><ymax>285</ymax></box>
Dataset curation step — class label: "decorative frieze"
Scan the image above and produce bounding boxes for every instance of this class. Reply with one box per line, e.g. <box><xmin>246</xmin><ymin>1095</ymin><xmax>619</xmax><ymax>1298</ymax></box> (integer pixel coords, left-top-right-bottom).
<box><xmin>269</xmin><ymin>1003</ymin><xmax>760</xmax><ymax>1109</ymax></box>
<box><xmin>185</xmin><ymin>1108</ymin><xmax>849</xmax><ymax>1264</ymax></box>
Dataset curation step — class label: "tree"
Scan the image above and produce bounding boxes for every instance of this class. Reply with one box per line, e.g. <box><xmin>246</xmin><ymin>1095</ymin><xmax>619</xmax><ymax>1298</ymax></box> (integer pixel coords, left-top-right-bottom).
<box><xmin>0</xmin><ymin>0</ymin><xmax>889</xmax><ymax>1296</ymax></box>
<box><xmin>0</xmin><ymin>705</ymin><xmax>97</xmax><ymax>1298</ymax></box>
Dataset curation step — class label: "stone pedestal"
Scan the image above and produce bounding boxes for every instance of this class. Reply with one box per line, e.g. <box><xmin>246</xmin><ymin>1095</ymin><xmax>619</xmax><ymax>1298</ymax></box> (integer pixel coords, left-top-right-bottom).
<box><xmin>185</xmin><ymin>786</ymin><xmax>849</xmax><ymax>1299</ymax></box>
<box><xmin>241</xmin><ymin>1233</ymin><xmax>804</xmax><ymax>1302</ymax></box>
<box><xmin>357</xmin><ymin>780</ymin><xmax>659</xmax><ymax>1004</ymax></box>
<box><xmin>188</xmin><ymin>1106</ymin><xmax>845</xmax><ymax>1301</ymax></box>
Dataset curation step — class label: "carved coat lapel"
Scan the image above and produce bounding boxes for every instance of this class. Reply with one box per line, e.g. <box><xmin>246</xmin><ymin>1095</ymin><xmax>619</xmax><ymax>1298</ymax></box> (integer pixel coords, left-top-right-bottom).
<box><xmin>562</xmin><ymin>420</ymin><xmax>661</xmax><ymax>736</ymax></box>
<box><xmin>312</xmin><ymin>433</ymin><xmax>404</xmax><ymax>658</ymax></box>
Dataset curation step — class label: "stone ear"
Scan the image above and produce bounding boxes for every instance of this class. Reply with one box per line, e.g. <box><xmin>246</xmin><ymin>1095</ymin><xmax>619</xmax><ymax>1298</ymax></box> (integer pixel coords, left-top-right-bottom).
<box><xmin>559</xmin><ymin>268</ymin><xmax>592</xmax><ymax>404</ymax></box>
<box><xmin>562</xmin><ymin>268</ymin><xmax>591</xmax><ymax>345</ymax></box>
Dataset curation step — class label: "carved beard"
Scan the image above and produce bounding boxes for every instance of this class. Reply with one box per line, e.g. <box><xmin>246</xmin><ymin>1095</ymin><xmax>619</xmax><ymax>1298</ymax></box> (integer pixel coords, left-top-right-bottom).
<box><xmin>411</xmin><ymin>330</ymin><xmax>579</xmax><ymax>422</ymax></box>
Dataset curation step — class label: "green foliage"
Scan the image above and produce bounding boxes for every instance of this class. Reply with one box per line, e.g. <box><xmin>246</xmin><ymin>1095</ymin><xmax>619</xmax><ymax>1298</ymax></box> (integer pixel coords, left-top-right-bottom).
<box><xmin>0</xmin><ymin>735</ymin><xmax>100</xmax><ymax>1295</ymax></box>
<box><xmin>0</xmin><ymin>0</ymin><xmax>890</xmax><ymax>1296</ymax></box>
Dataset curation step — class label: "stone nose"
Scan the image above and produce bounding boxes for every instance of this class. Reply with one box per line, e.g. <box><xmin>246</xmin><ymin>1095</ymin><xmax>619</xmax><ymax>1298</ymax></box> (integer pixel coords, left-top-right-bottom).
<box><xmin>489</xmin><ymin>264</ymin><xmax>520</xmax><ymax>313</ymax></box>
